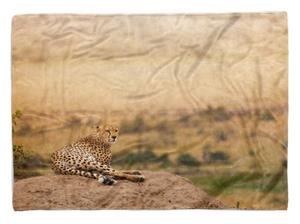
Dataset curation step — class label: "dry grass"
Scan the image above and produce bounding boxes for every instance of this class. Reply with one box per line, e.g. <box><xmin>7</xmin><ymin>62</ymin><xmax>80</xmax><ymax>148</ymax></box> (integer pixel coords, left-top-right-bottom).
<box><xmin>13</xmin><ymin>106</ymin><xmax>287</xmax><ymax>171</ymax></box>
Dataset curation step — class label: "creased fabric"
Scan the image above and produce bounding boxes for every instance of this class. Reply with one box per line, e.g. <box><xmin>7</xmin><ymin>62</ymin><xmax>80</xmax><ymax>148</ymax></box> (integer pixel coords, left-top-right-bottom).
<box><xmin>12</xmin><ymin>13</ymin><xmax>288</xmax><ymax>210</ymax></box>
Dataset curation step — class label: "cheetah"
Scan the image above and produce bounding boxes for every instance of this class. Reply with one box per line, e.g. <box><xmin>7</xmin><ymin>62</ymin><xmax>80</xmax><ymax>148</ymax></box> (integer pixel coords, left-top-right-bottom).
<box><xmin>51</xmin><ymin>125</ymin><xmax>144</xmax><ymax>185</ymax></box>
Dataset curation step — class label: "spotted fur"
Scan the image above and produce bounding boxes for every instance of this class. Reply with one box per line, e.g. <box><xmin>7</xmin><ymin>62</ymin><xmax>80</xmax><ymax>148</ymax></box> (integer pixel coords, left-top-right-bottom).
<box><xmin>51</xmin><ymin>125</ymin><xmax>144</xmax><ymax>185</ymax></box>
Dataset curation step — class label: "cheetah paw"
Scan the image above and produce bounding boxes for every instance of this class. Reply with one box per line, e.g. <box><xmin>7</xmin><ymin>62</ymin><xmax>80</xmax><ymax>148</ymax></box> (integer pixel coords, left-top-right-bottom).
<box><xmin>131</xmin><ymin>170</ymin><xmax>142</xmax><ymax>175</ymax></box>
<box><xmin>98</xmin><ymin>176</ymin><xmax>117</xmax><ymax>185</ymax></box>
<box><xmin>135</xmin><ymin>175</ymin><xmax>145</xmax><ymax>182</ymax></box>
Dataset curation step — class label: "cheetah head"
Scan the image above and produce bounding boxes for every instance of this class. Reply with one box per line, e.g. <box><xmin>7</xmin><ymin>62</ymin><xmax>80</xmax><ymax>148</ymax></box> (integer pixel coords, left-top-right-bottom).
<box><xmin>96</xmin><ymin>125</ymin><xmax>119</xmax><ymax>144</ymax></box>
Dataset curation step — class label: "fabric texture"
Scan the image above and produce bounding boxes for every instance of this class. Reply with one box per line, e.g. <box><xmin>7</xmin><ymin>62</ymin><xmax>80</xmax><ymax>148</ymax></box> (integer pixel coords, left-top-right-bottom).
<box><xmin>12</xmin><ymin>13</ymin><xmax>288</xmax><ymax>210</ymax></box>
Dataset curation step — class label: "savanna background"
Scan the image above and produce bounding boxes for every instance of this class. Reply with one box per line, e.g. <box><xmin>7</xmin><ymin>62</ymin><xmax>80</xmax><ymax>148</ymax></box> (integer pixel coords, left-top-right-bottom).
<box><xmin>12</xmin><ymin>13</ymin><xmax>288</xmax><ymax>209</ymax></box>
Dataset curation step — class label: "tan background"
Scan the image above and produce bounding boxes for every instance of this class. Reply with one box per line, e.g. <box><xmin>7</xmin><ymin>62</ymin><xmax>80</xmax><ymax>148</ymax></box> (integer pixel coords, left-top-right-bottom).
<box><xmin>12</xmin><ymin>13</ymin><xmax>287</xmax><ymax>114</ymax></box>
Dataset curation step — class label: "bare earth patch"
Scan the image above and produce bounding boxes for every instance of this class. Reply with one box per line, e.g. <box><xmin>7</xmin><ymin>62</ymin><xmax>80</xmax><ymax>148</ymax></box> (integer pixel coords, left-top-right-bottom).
<box><xmin>13</xmin><ymin>171</ymin><xmax>226</xmax><ymax>210</ymax></box>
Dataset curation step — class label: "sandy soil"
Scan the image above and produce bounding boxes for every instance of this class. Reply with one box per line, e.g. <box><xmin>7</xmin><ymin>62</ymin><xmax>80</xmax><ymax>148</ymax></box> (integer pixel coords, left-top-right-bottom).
<box><xmin>13</xmin><ymin>171</ymin><xmax>226</xmax><ymax>210</ymax></box>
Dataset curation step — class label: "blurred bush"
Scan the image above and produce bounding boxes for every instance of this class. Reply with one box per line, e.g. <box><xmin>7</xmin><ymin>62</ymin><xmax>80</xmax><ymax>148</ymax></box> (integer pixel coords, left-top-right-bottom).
<box><xmin>203</xmin><ymin>150</ymin><xmax>230</xmax><ymax>164</ymax></box>
<box><xmin>12</xmin><ymin>110</ymin><xmax>33</xmax><ymax>136</ymax></box>
<box><xmin>113</xmin><ymin>148</ymin><xmax>172</xmax><ymax>168</ymax></box>
<box><xmin>176</xmin><ymin>153</ymin><xmax>201</xmax><ymax>167</ymax></box>
<box><xmin>12</xmin><ymin>109</ymin><xmax>22</xmax><ymax>133</ymax></box>
<box><xmin>200</xmin><ymin>105</ymin><xmax>232</xmax><ymax>122</ymax></box>
<box><xmin>13</xmin><ymin>144</ymin><xmax>47</xmax><ymax>169</ymax></box>
<box><xmin>248</xmin><ymin>149</ymin><xmax>255</xmax><ymax>157</ymax></box>
<box><xmin>120</xmin><ymin>115</ymin><xmax>148</xmax><ymax>134</ymax></box>
<box><xmin>65</xmin><ymin>115</ymin><xmax>82</xmax><ymax>127</ymax></box>
<box><xmin>256</xmin><ymin>109</ymin><xmax>275</xmax><ymax>121</ymax></box>
<box><xmin>156</xmin><ymin>153</ymin><xmax>172</xmax><ymax>168</ymax></box>
<box><xmin>16</xmin><ymin>123</ymin><xmax>32</xmax><ymax>136</ymax></box>
<box><xmin>178</xmin><ymin>114</ymin><xmax>191</xmax><ymax>124</ymax></box>
<box><xmin>13</xmin><ymin>110</ymin><xmax>48</xmax><ymax>179</ymax></box>
<box><xmin>214</xmin><ymin>129</ymin><xmax>228</xmax><ymax>142</ymax></box>
<box><xmin>153</xmin><ymin>121</ymin><xmax>175</xmax><ymax>134</ymax></box>
<box><xmin>13</xmin><ymin>144</ymin><xmax>48</xmax><ymax>179</ymax></box>
<box><xmin>13</xmin><ymin>144</ymin><xmax>25</xmax><ymax>169</ymax></box>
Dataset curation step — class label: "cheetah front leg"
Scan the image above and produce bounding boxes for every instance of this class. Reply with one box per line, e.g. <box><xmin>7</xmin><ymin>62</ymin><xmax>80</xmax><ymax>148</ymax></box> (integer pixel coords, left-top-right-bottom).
<box><xmin>83</xmin><ymin>161</ymin><xmax>145</xmax><ymax>183</ymax></box>
<box><xmin>108</xmin><ymin>170</ymin><xmax>145</xmax><ymax>182</ymax></box>
<box><xmin>64</xmin><ymin>168</ymin><xmax>117</xmax><ymax>185</ymax></box>
<box><xmin>120</xmin><ymin>170</ymin><xmax>142</xmax><ymax>175</ymax></box>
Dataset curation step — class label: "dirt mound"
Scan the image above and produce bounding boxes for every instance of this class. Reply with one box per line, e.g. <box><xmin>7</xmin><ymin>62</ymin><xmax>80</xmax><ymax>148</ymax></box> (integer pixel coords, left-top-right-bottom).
<box><xmin>13</xmin><ymin>171</ymin><xmax>226</xmax><ymax>210</ymax></box>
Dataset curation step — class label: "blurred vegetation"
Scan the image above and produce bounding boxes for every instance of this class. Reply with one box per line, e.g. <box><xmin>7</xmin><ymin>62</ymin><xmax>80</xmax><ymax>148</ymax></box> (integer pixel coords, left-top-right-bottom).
<box><xmin>16</xmin><ymin>123</ymin><xmax>32</xmax><ymax>136</ymax></box>
<box><xmin>189</xmin><ymin>171</ymin><xmax>287</xmax><ymax>196</ymax></box>
<box><xmin>13</xmin><ymin>145</ymin><xmax>47</xmax><ymax>169</ymax></box>
<box><xmin>200</xmin><ymin>105</ymin><xmax>232</xmax><ymax>122</ymax></box>
<box><xmin>12</xmin><ymin>110</ymin><xmax>48</xmax><ymax>179</ymax></box>
<box><xmin>176</xmin><ymin>153</ymin><xmax>201</xmax><ymax>167</ymax></box>
<box><xmin>12</xmin><ymin>105</ymin><xmax>288</xmax><ymax>208</ymax></box>
<box><xmin>214</xmin><ymin>129</ymin><xmax>228</xmax><ymax>142</ymax></box>
<box><xmin>256</xmin><ymin>109</ymin><xmax>275</xmax><ymax>121</ymax></box>
<box><xmin>153</xmin><ymin>120</ymin><xmax>175</xmax><ymax>135</ymax></box>
<box><xmin>178</xmin><ymin>114</ymin><xmax>191</xmax><ymax>124</ymax></box>
<box><xmin>12</xmin><ymin>109</ymin><xmax>22</xmax><ymax>133</ymax></box>
<box><xmin>202</xmin><ymin>144</ymin><xmax>230</xmax><ymax>164</ymax></box>
<box><xmin>113</xmin><ymin>148</ymin><xmax>172</xmax><ymax>169</ymax></box>
<box><xmin>120</xmin><ymin>115</ymin><xmax>148</xmax><ymax>133</ymax></box>
<box><xmin>65</xmin><ymin>115</ymin><xmax>82</xmax><ymax>127</ymax></box>
<box><xmin>13</xmin><ymin>144</ymin><xmax>25</xmax><ymax>168</ymax></box>
<box><xmin>203</xmin><ymin>150</ymin><xmax>230</xmax><ymax>164</ymax></box>
<box><xmin>13</xmin><ymin>145</ymin><xmax>48</xmax><ymax>179</ymax></box>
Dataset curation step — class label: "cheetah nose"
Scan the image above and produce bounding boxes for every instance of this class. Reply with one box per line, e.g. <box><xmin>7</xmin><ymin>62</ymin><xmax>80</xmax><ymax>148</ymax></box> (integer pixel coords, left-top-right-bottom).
<box><xmin>111</xmin><ymin>136</ymin><xmax>117</xmax><ymax>140</ymax></box>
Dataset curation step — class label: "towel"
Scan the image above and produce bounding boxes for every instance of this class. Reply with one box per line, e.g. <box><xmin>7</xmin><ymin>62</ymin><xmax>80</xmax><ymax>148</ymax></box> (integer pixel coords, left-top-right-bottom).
<box><xmin>12</xmin><ymin>13</ymin><xmax>288</xmax><ymax>210</ymax></box>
